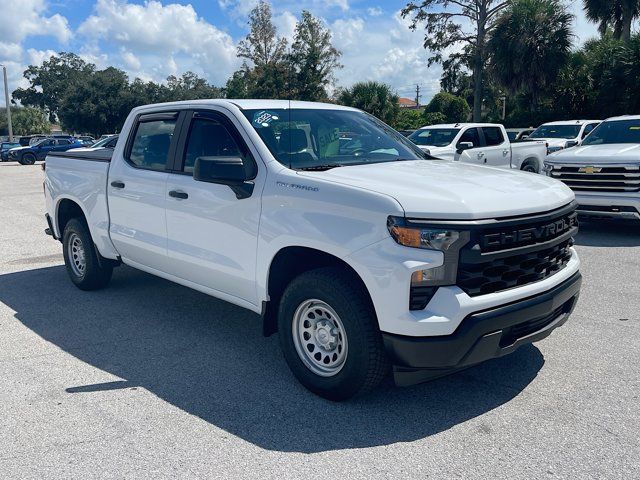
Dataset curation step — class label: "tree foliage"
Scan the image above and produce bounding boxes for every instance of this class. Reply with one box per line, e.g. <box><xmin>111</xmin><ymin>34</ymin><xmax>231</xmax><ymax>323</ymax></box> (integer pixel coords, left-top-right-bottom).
<box><xmin>489</xmin><ymin>0</ymin><xmax>573</xmax><ymax>111</ymax></box>
<box><xmin>336</xmin><ymin>81</ymin><xmax>400</xmax><ymax>125</ymax></box>
<box><xmin>424</xmin><ymin>92</ymin><xmax>471</xmax><ymax>123</ymax></box>
<box><xmin>0</xmin><ymin>107</ymin><xmax>51</xmax><ymax>135</ymax></box>
<box><xmin>583</xmin><ymin>0</ymin><xmax>640</xmax><ymax>42</ymax></box>
<box><xmin>289</xmin><ymin>11</ymin><xmax>342</xmax><ymax>101</ymax></box>
<box><xmin>402</xmin><ymin>0</ymin><xmax>509</xmax><ymax>121</ymax></box>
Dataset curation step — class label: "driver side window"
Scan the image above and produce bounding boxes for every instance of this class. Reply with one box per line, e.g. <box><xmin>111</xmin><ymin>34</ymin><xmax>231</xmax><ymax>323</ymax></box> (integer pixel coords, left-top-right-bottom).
<box><xmin>457</xmin><ymin>128</ymin><xmax>480</xmax><ymax>149</ymax></box>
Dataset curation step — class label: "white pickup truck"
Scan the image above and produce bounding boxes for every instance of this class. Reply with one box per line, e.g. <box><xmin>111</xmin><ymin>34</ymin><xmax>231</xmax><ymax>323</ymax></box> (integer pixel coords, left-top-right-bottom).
<box><xmin>408</xmin><ymin>123</ymin><xmax>547</xmax><ymax>173</ymax></box>
<box><xmin>44</xmin><ymin>100</ymin><xmax>582</xmax><ymax>400</ymax></box>
<box><xmin>527</xmin><ymin>120</ymin><xmax>601</xmax><ymax>155</ymax></box>
<box><xmin>545</xmin><ymin>115</ymin><xmax>640</xmax><ymax>221</ymax></box>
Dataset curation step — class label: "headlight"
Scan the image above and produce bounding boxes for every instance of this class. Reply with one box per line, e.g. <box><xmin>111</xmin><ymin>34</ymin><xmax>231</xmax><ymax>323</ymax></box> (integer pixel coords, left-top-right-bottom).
<box><xmin>543</xmin><ymin>162</ymin><xmax>554</xmax><ymax>175</ymax></box>
<box><xmin>387</xmin><ymin>216</ymin><xmax>465</xmax><ymax>251</ymax></box>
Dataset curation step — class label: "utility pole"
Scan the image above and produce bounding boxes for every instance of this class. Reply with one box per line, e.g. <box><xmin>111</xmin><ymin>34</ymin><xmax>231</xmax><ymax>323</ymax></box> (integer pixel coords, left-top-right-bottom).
<box><xmin>415</xmin><ymin>84</ymin><xmax>421</xmax><ymax>108</ymax></box>
<box><xmin>1</xmin><ymin>65</ymin><xmax>13</xmax><ymax>142</ymax></box>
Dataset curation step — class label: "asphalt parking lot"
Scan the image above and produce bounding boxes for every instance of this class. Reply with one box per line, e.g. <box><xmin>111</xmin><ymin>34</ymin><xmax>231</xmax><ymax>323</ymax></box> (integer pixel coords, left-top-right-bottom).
<box><xmin>0</xmin><ymin>161</ymin><xmax>638</xmax><ymax>479</ymax></box>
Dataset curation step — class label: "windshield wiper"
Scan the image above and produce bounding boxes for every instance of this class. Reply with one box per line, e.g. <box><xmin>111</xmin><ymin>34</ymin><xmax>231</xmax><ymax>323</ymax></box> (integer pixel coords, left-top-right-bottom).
<box><xmin>297</xmin><ymin>164</ymin><xmax>344</xmax><ymax>171</ymax></box>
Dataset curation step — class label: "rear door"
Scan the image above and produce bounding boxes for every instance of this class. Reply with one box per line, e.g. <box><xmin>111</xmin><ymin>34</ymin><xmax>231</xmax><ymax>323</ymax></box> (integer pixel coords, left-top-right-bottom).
<box><xmin>480</xmin><ymin>126</ymin><xmax>511</xmax><ymax>168</ymax></box>
<box><xmin>164</xmin><ymin>109</ymin><xmax>262</xmax><ymax>305</ymax></box>
<box><xmin>107</xmin><ymin>110</ymin><xmax>182</xmax><ymax>272</ymax></box>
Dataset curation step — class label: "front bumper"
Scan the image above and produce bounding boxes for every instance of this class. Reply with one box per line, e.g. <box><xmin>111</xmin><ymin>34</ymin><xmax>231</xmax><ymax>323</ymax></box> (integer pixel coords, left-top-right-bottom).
<box><xmin>573</xmin><ymin>192</ymin><xmax>640</xmax><ymax>220</ymax></box>
<box><xmin>383</xmin><ymin>271</ymin><xmax>581</xmax><ymax>386</ymax></box>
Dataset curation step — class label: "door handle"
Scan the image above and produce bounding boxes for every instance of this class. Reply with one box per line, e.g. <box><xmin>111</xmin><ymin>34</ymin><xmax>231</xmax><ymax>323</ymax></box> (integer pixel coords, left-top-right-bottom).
<box><xmin>169</xmin><ymin>190</ymin><xmax>188</xmax><ymax>200</ymax></box>
<box><xmin>110</xmin><ymin>180</ymin><xmax>125</xmax><ymax>189</ymax></box>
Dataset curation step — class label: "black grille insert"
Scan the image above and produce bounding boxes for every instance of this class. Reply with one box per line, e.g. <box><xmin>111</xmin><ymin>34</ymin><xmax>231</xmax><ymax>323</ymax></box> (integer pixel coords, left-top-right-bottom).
<box><xmin>456</xmin><ymin>206</ymin><xmax>577</xmax><ymax>297</ymax></box>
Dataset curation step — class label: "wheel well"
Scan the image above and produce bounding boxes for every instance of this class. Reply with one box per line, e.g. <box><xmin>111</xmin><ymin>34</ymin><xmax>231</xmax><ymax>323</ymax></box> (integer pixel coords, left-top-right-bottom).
<box><xmin>56</xmin><ymin>199</ymin><xmax>86</xmax><ymax>235</ymax></box>
<box><xmin>262</xmin><ymin>246</ymin><xmax>373</xmax><ymax>337</ymax></box>
<box><xmin>521</xmin><ymin>157</ymin><xmax>539</xmax><ymax>170</ymax></box>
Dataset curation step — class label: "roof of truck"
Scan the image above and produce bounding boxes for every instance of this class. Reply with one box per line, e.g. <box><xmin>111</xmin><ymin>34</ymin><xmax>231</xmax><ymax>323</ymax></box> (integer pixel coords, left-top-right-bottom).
<box><xmin>604</xmin><ymin>114</ymin><xmax>640</xmax><ymax>122</ymax></box>
<box><xmin>131</xmin><ymin>99</ymin><xmax>359</xmax><ymax>112</ymax></box>
<box><xmin>417</xmin><ymin>123</ymin><xmax>503</xmax><ymax>129</ymax></box>
<box><xmin>540</xmin><ymin>120</ymin><xmax>601</xmax><ymax>125</ymax></box>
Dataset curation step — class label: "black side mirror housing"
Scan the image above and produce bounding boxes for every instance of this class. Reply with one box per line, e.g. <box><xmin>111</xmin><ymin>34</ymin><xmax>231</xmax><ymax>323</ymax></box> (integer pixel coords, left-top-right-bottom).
<box><xmin>456</xmin><ymin>141</ymin><xmax>474</xmax><ymax>154</ymax></box>
<box><xmin>566</xmin><ymin>140</ymin><xmax>579</xmax><ymax>148</ymax></box>
<box><xmin>194</xmin><ymin>156</ymin><xmax>254</xmax><ymax>199</ymax></box>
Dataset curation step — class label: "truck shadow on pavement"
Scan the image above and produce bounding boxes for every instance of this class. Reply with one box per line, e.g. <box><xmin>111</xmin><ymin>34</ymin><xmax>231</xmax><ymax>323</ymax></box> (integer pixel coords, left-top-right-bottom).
<box><xmin>574</xmin><ymin>220</ymin><xmax>640</xmax><ymax>247</ymax></box>
<box><xmin>1</xmin><ymin>264</ymin><xmax>545</xmax><ymax>453</ymax></box>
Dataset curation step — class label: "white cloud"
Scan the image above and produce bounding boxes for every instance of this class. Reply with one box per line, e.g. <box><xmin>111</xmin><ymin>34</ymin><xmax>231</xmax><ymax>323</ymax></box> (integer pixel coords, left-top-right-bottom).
<box><xmin>78</xmin><ymin>0</ymin><xmax>240</xmax><ymax>84</ymax></box>
<box><xmin>273</xmin><ymin>11</ymin><xmax>298</xmax><ymax>44</ymax></box>
<box><xmin>367</xmin><ymin>7</ymin><xmax>383</xmax><ymax>17</ymax></box>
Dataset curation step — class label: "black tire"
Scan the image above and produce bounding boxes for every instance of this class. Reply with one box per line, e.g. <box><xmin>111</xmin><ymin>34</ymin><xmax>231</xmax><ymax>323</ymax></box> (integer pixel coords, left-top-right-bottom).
<box><xmin>521</xmin><ymin>160</ymin><xmax>539</xmax><ymax>173</ymax></box>
<box><xmin>20</xmin><ymin>153</ymin><xmax>37</xmax><ymax>165</ymax></box>
<box><xmin>62</xmin><ymin>218</ymin><xmax>113</xmax><ymax>291</ymax></box>
<box><xmin>278</xmin><ymin>267</ymin><xmax>389</xmax><ymax>401</ymax></box>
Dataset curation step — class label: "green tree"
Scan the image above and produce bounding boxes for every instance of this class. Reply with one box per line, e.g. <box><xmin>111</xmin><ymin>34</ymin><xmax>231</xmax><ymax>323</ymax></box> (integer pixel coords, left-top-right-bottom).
<box><xmin>393</xmin><ymin>108</ymin><xmax>426</xmax><ymax>129</ymax></box>
<box><xmin>424</xmin><ymin>92</ymin><xmax>470</xmax><ymax>123</ymax></box>
<box><xmin>583</xmin><ymin>0</ymin><xmax>639</xmax><ymax>42</ymax></box>
<box><xmin>336</xmin><ymin>81</ymin><xmax>400</xmax><ymax>125</ymax></box>
<box><xmin>423</xmin><ymin>111</ymin><xmax>448</xmax><ymax>125</ymax></box>
<box><xmin>58</xmin><ymin>67</ymin><xmax>132</xmax><ymax>135</ymax></box>
<box><xmin>489</xmin><ymin>0</ymin><xmax>573</xmax><ymax>113</ymax></box>
<box><xmin>230</xmin><ymin>1</ymin><xmax>290</xmax><ymax>98</ymax></box>
<box><xmin>289</xmin><ymin>11</ymin><xmax>342</xmax><ymax>101</ymax></box>
<box><xmin>0</xmin><ymin>107</ymin><xmax>51</xmax><ymax>135</ymax></box>
<box><xmin>402</xmin><ymin>0</ymin><xmax>509</xmax><ymax>121</ymax></box>
<box><xmin>163</xmin><ymin>72</ymin><xmax>222</xmax><ymax>101</ymax></box>
<box><xmin>12</xmin><ymin>52</ymin><xmax>94</xmax><ymax>122</ymax></box>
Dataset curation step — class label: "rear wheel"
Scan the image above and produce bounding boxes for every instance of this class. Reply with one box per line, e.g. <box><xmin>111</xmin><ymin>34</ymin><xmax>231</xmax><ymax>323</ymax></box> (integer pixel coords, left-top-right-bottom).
<box><xmin>19</xmin><ymin>153</ymin><xmax>36</xmax><ymax>165</ymax></box>
<box><xmin>62</xmin><ymin>218</ymin><xmax>113</xmax><ymax>290</ymax></box>
<box><xmin>278</xmin><ymin>267</ymin><xmax>389</xmax><ymax>400</ymax></box>
<box><xmin>521</xmin><ymin>160</ymin><xmax>539</xmax><ymax>173</ymax></box>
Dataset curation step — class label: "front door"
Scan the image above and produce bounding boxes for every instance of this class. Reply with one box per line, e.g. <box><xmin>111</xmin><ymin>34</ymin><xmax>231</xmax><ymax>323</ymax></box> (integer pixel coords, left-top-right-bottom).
<box><xmin>164</xmin><ymin>110</ymin><xmax>263</xmax><ymax>305</ymax></box>
<box><xmin>455</xmin><ymin>127</ymin><xmax>484</xmax><ymax>164</ymax></box>
<box><xmin>107</xmin><ymin>111</ymin><xmax>180</xmax><ymax>272</ymax></box>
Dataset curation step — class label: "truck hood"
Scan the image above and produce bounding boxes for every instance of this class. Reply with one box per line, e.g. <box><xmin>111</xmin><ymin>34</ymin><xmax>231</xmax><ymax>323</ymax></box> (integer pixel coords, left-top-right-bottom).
<box><xmin>300</xmin><ymin>160</ymin><xmax>574</xmax><ymax>219</ymax></box>
<box><xmin>547</xmin><ymin>143</ymin><xmax>640</xmax><ymax>165</ymax></box>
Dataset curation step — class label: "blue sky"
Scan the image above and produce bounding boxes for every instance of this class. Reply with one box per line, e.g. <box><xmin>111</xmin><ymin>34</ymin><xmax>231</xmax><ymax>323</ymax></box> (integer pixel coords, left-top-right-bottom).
<box><xmin>0</xmin><ymin>1</ymin><xmax>600</xmax><ymax>107</ymax></box>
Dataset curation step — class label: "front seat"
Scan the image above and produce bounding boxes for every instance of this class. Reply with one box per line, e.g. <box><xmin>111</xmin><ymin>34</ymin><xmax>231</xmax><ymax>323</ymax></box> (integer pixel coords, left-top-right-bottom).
<box><xmin>278</xmin><ymin>128</ymin><xmax>315</xmax><ymax>167</ymax></box>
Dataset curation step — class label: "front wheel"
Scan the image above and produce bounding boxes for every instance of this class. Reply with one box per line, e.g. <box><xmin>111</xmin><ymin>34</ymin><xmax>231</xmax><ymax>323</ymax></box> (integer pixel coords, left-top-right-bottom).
<box><xmin>278</xmin><ymin>267</ymin><xmax>389</xmax><ymax>400</ymax></box>
<box><xmin>62</xmin><ymin>218</ymin><xmax>113</xmax><ymax>290</ymax></box>
<box><xmin>19</xmin><ymin>153</ymin><xmax>36</xmax><ymax>165</ymax></box>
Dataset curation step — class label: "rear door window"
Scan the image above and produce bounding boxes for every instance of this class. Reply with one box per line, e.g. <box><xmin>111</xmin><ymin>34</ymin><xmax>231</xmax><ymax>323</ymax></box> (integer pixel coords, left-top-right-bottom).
<box><xmin>482</xmin><ymin>127</ymin><xmax>505</xmax><ymax>146</ymax></box>
<box><xmin>127</xmin><ymin>115</ymin><xmax>177</xmax><ymax>171</ymax></box>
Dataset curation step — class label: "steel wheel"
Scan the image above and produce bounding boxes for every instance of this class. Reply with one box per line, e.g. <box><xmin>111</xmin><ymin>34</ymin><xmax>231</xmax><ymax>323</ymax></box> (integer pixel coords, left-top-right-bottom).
<box><xmin>292</xmin><ymin>299</ymin><xmax>348</xmax><ymax>377</ymax></box>
<box><xmin>67</xmin><ymin>232</ymin><xmax>86</xmax><ymax>278</ymax></box>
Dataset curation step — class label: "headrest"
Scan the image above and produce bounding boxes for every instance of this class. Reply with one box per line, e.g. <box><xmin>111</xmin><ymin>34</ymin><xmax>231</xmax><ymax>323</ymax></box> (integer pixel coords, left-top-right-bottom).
<box><xmin>279</xmin><ymin>128</ymin><xmax>308</xmax><ymax>153</ymax></box>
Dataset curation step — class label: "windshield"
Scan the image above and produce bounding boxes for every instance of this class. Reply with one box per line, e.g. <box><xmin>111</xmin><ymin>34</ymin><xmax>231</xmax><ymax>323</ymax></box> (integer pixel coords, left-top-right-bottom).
<box><xmin>92</xmin><ymin>136</ymin><xmax>116</xmax><ymax>148</ymax></box>
<box><xmin>242</xmin><ymin>108</ymin><xmax>425</xmax><ymax>170</ymax></box>
<box><xmin>529</xmin><ymin>124</ymin><xmax>581</xmax><ymax>139</ymax></box>
<box><xmin>408</xmin><ymin>128</ymin><xmax>460</xmax><ymax>147</ymax></box>
<box><xmin>581</xmin><ymin>119</ymin><xmax>640</xmax><ymax>146</ymax></box>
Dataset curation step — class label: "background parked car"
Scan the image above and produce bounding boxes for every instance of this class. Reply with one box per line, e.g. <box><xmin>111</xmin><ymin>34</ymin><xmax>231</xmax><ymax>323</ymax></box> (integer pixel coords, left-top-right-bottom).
<box><xmin>527</xmin><ymin>120</ymin><xmax>600</xmax><ymax>154</ymax></box>
<box><xmin>1</xmin><ymin>141</ymin><xmax>21</xmax><ymax>161</ymax></box>
<box><xmin>72</xmin><ymin>134</ymin><xmax>118</xmax><ymax>151</ymax></box>
<box><xmin>506</xmin><ymin>127</ymin><xmax>535</xmax><ymax>142</ymax></box>
<box><xmin>7</xmin><ymin>137</ymin><xmax>83</xmax><ymax>165</ymax></box>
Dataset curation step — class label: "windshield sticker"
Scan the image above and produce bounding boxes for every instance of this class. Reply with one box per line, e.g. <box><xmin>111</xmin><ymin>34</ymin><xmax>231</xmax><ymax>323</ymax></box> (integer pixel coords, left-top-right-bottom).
<box><xmin>252</xmin><ymin>110</ymin><xmax>280</xmax><ymax>128</ymax></box>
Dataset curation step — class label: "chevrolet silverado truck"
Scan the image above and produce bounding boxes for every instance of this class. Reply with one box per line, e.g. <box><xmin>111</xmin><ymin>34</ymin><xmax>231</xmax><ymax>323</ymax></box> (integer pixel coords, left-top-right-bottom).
<box><xmin>408</xmin><ymin>123</ymin><xmax>547</xmax><ymax>173</ymax></box>
<box><xmin>44</xmin><ymin>100</ymin><xmax>582</xmax><ymax>400</ymax></box>
<box><xmin>545</xmin><ymin>115</ymin><xmax>640</xmax><ymax>221</ymax></box>
<box><xmin>528</xmin><ymin>120</ymin><xmax>601</xmax><ymax>155</ymax></box>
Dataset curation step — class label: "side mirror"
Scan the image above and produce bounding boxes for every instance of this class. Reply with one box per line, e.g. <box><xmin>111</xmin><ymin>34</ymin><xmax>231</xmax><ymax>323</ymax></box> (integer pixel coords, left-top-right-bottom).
<box><xmin>566</xmin><ymin>140</ymin><xmax>578</xmax><ymax>148</ymax></box>
<box><xmin>194</xmin><ymin>156</ymin><xmax>254</xmax><ymax>199</ymax></box>
<box><xmin>520</xmin><ymin>134</ymin><xmax>529</xmax><ymax>140</ymax></box>
<box><xmin>456</xmin><ymin>141</ymin><xmax>474</xmax><ymax>154</ymax></box>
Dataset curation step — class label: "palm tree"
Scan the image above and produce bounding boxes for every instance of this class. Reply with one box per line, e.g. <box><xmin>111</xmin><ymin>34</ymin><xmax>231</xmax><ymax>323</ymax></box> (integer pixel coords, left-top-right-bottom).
<box><xmin>336</xmin><ymin>82</ymin><xmax>400</xmax><ymax>125</ymax></box>
<box><xmin>489</xmin><ymin>0</ymin><xmax>573</xmax><ymax>112</ymax></box>
<box><xmin>583</xmin><ymin>0</ymin><xmax>639</xmax><ymax>42</ymax></box>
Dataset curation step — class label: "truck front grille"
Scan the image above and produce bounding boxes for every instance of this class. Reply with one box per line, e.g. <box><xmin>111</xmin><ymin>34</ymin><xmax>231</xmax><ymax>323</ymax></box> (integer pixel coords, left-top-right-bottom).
<box><xmin>456</xmin><ymin>205</ymin><xmax>578</xmax><ymax>297</ymax></box>
<box><xmin>549</xmin><ymin>165</ymin><xmax>640</xmax><ymax>192</ymax></box>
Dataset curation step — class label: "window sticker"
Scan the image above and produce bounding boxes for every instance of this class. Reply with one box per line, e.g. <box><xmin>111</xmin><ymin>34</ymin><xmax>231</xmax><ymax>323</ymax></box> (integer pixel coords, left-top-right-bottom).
<box><xmin>252</xmin><ymin>110</ymin><xmax>280</xmax><ymax>128</ymax></box>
